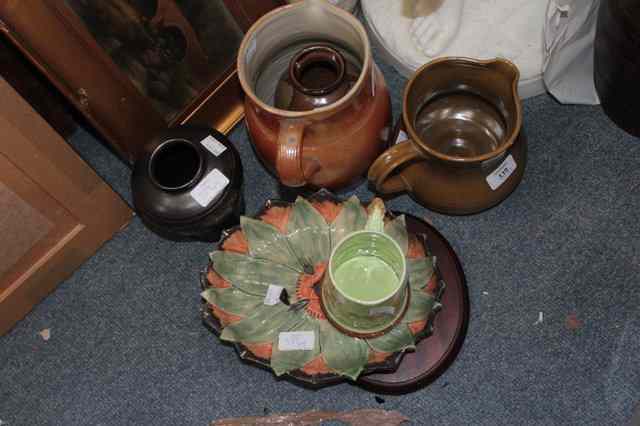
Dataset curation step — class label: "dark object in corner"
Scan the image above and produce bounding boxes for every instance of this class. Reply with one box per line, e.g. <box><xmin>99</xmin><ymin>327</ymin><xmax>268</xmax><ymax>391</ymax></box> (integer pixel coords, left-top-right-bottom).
<box><xmin>594</xmin><ymin>0</ymin><xmax>640</xmax><ymax>137</ymax></box>
<box><xmin>0</xmin><ymin>37</ymin><xmax>77</xmax><ymax>139</ymax></box>
<box><xmin>131</xmin><ymin>126</ymin><xmax>243</xmax><ymax>242</ymax></box>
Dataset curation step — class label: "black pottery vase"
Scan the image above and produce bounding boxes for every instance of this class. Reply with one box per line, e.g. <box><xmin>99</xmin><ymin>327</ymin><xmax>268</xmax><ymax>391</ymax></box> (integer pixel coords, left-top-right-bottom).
<box><xmin>132</xmin><ymin>126</ymin><xmax>243</xmax><ymax>242</ymax></box>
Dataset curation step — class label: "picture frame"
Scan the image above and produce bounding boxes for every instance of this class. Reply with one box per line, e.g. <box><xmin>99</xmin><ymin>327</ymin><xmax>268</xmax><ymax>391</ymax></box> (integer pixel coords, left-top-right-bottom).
<box><xmin>0</xmin><ymin>0</ymin><xmax>285</xmax><ymax>164</ymax></box>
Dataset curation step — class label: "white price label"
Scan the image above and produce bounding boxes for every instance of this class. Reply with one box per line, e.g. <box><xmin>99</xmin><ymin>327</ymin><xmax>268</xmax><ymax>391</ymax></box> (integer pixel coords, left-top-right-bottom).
<box><xmin>369</xmin><ymin>306</ymin><xmax>395</xmax><ymax>316</ymax></box>
<box><xmin>263</xmin><ymin>285</ymin><xmax>283</xmax><ymax>306</ymax></box>
<box><xmin>278</xmin><ymin>331</ymin><xmax>315</xmax><ymax>351</ymax></box>
<box><xmin>395</xmin><ymin>130</ymin><xmax>408</xmax><ymax>144</ymax></box>
<box><xmin>201</xmin><ymin>135</ymin><xmax>227</xmax><ymax>156</ymax></box>
<box><xmin>486</xmin><ymin>154</ymin><xmax>517</xmax><ymax>191</ymax></box>
<box><xmin>190</xmin><ymin>169</ymin><xmax>229</xmax><ymax>207</ymax></box>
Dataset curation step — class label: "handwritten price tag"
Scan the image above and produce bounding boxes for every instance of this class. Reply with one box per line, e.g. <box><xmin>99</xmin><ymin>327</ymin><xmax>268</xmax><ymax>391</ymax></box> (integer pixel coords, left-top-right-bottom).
<box><xmin>200</xmin><ymin>135</ymin><xmax>227</xmax><ymax>157</ymax></box>
<box><xmin>486</xmin><ymin>154</ymin><xmax>517</xmax><ymax>190</ymax></box>
<box><xmin>263</xmin><ymin>285</ymin><xmax>283</xmax><ymax>306</ymax></box>
<box><xmin>369</xmin><ymin>306</ymin><xmax>395</xmax><ymax>316</ymax></box>
<box><xmin>278</xmin><ymin>331</ymin><xmax>315</xmax><ymax>351</ymax></box>
<box><xmin>190</xmin><ymin>169</ymin><xmax>229</xmax><ymax>207</ymax></box>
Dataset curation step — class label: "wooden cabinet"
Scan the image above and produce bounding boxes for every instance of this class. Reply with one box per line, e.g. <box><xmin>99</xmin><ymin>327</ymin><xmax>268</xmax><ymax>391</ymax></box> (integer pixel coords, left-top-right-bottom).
<box><xmin>0</xmin><ymin>77</ymin><xmax>133</xmax><ymax>335</ymax></box>
<box><xmin>0</xmin><ymin>0</ymin><xmax>285</xmax><ymax>163</ymax></box>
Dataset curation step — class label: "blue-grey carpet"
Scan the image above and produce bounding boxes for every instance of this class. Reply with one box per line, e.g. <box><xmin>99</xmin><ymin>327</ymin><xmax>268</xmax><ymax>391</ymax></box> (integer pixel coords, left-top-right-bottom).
<box><xmin>2</xmin><ymin>46</ymin><xmax>640</xmax><ymax>426</ymax></box>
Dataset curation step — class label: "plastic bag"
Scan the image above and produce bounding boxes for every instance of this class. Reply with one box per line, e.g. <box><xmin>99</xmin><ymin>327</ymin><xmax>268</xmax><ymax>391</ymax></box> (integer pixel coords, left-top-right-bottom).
<box><xmin>543</xmin><ymin>0</ymin><xmax>600</xmax><ymax>105</ymax></box>
<box><xmin>211</xmin><ymin>409</ymin><xmax>409</xmax><ymax>425</ymax></box>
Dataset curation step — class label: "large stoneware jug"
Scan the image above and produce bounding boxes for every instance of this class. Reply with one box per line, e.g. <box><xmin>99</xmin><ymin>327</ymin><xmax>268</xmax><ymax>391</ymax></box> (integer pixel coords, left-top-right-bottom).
<box><xmin>237</xmin><ymin>1</ymin><xmax>392</xmax><ymax>189</ymax></box>
<box><xmin>368</xmin><ymin>58</ymin><xmax>527</xmax><ymax>215</ymax></box>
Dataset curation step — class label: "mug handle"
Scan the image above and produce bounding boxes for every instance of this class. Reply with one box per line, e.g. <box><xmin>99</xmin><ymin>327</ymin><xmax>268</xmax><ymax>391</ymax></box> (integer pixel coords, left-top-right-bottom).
<box><xmin>276</xmin><ymin>120</ymin><xmax>307</xmax><ymax>187</ymax></box>
<box><xmin>368</xmin><ymin>140</ymin><xmax>422</xmax><ymax>195</ymax></box>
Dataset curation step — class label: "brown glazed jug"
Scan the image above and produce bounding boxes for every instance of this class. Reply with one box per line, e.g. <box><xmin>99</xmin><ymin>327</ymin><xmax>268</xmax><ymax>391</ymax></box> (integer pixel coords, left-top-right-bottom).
<box><xmin>368</xmin><ymin>58</ymin><xmax>527</xmax><ymax>215</ymax></box>
<box><xmin>237</xmin><ymin>1</ymin><xmax>392</xmax><ymax>189</ymax></box>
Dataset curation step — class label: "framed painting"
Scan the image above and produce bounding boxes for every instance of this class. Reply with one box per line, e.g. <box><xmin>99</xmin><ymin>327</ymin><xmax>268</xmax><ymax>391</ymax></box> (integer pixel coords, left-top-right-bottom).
<box><xmin>0</xmin><ymin>0</ymin><xmax>285</xmax><ymax>163</ymax></box>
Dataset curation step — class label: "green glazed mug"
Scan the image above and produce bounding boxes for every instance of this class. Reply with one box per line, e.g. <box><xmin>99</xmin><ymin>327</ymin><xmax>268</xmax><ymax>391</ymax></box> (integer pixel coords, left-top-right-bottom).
<box><xmin>321</xmin><ymin>230</ymin><xmax>409</xmax><ymax>338</ymax></box>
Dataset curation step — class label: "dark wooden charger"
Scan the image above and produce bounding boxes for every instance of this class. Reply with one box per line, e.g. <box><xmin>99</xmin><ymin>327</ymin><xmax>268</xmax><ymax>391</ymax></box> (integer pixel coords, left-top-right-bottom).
<box><xmin>357</xmin><ymin>214</ymin><xmax>469</xmax><ymax>394</ymax></box>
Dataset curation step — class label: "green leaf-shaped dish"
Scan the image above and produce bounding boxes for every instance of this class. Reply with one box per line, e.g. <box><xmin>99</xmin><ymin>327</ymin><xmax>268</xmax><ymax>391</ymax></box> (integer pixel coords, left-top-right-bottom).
<box><xmin>200</xmin><ymin>190</ymin><xmax>445</xmax><ymax>388</ymax></box>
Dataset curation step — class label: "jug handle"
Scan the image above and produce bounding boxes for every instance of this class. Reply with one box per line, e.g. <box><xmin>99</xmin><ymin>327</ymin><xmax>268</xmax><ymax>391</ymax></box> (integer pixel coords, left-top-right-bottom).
<box><xmin>276</xmin><ymin>120</ymin><xmax>306</xmax><ymax>187</ymax></box>
<box><xmin>368</xmin><ymin>140</ymin><xmax>422</xmax><ymax>195</ymax></box>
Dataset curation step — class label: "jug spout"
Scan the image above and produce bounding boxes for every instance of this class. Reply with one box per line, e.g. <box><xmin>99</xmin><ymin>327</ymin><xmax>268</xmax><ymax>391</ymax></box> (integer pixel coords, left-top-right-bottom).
<box><xmin>486</xmin><ymin>58</ymin><xmax>520</xmax><ymax>87</ymax></box>
<box><xmin>483</xmin><ymin>58</ymin><xmax>522</xmax><ymax>147</ymax></box>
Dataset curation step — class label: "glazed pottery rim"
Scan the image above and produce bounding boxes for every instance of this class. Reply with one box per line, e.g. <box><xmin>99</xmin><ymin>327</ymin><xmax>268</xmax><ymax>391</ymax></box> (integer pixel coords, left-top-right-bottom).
<box><xmin>403</xmin><ymin>56</ymin><xmax>523</xmax><ymax>164</ymax></box>
<box><xmin>148</xmin><ymin>138</ymin><xmax>204</xmax><ymax>192</ymax></box>
<box><xmin>321</xmin><ymin>283</ymin><xmax>411</xmax><ymax>338</ymax></box>
<box><xmin>236</xmin><ymin>1</ymin><xmax>372</xmax><ymax>118</ymax></box>
<box><xmin>289</xmin><ymin>45</ymin><xmax>347</xmax><ymax>96</ymax></box>
<box><xmin>328</xmin><ymin>230</ymin><xmax>407</xmax><ymax>306</ymax></box>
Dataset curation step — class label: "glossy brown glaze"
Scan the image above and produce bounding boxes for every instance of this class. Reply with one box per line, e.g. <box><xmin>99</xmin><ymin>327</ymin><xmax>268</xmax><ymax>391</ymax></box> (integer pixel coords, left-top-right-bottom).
<box><xmin>368</xmin><ymin>57</ymin><xmax>527</xmax><ymax>215</ymax></box>
<box><xmin>594</xmin><ymin>0</ymin><xmax>640</xmax><ymax>137</ymax></box>
<box><xmin>238</xmin><ymin>3</ymin><xmax>392</xmax><ymax>189</ymax></box>
<box><xmin>275</xmin><ymin>45</ymin><xmax>360</xmax><ymax>111</ymax></box>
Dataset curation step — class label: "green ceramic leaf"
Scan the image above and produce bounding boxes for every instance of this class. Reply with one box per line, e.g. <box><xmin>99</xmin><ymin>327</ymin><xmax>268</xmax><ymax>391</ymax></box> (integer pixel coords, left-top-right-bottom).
<box><xmin>366</xmin><ymin>324</ymin><xmax>415</xmax><ymax>353</ymax></box>
<box><xmin>241</xmin><ymin>217</ymin><xmax>302</xmax><ymax>272</ymax></box>
<box><xmin>287</xmin><ymin>197</ymin><xmax>331</xmax><ymax>266</ymax></box>
<box><xmin>220</xmin><ymin>304</ymin><xmax>297</xmax><ymax>343</ymax></box>
<box><xmin>408</xmin><ymin>257</ymin><xmax>435</xmax><ymax>291</ymax></box>
<box><xmin>365</xmin><ymin>198</ymin><xmax>386</xmax><ymax>233</ymax></box>
<box><xmin>270</xmin><ymin>313</ymin><xmax>321</xmax><ymax>376</ymax></box>
<box><xmin>210</xmin><ymin>251</ymin><xmax>300</xmax><ymax>296</ymax></box>
<box><xmin>403</xmin><ymin>290</ymin><xmax>436</xmax><ymax>324</ymax></box>
<box><xmin>319</xmin><ymin>320</ymin><xmax>369</xmax><ymax>380</ymax></box>
<box><xmin>201</xmin><ymin>287</ymin><xmax>264</xmax><ymax>317</ymax></box>
<box><xmin>384</xmin><ymin>215</ymin><xmax>409</xmax><ymax>254</ymax></box>
<box><xmin>331</xmin><ymin>196</ymin><xmax>367</xmax><ymax>247</ymax></box>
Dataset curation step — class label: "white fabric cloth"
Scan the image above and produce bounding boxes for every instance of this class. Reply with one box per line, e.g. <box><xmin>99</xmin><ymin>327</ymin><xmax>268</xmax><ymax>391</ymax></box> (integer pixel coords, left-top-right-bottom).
<box><xmin>543</xmin><ymin>0</ymin><xmax>601</xmax><ymax>105</ymax></box>
<box><xmin>362</xmin><ymin>0</ymin><xmax>548</xmax><ymax>99</ymax></box>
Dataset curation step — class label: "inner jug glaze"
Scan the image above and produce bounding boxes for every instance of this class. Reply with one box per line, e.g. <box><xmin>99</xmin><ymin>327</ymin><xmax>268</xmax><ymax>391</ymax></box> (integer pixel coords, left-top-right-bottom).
<box><xmin>414</xmin><ymin>91</ymin><xmax>507</xmax><ymax>158</ymax></box>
